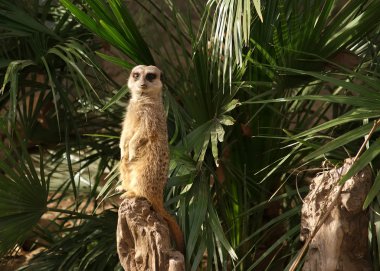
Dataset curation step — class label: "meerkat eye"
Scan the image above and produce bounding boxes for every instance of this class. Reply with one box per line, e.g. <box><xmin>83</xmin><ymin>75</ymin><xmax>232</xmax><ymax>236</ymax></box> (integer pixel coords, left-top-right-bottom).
<box><xmin>132</xmin><ymin>72</ymin><xmax>140</xmax><ymax>80</ymax></box>
<box><xmin>145</xmin><ymin>73</ymin><xmax>157</xmax><ymax>82</ymax></box>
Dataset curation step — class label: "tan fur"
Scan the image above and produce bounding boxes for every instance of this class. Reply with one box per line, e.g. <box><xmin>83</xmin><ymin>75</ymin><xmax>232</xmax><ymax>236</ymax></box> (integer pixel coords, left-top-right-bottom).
<box><xmin>119</xmin><ymin>65</ymin><xmax>184</xmax><ymax>253</ymax></box>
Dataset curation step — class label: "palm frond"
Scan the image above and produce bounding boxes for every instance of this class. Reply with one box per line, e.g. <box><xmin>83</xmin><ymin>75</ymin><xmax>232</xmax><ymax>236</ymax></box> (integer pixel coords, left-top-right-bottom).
<box><xmin>0</xmin><ymin>126</ymin><xmax>48</xmax><ymax>256</ymax></box>
<box><xmin>19</xmin><ymin>211</ymin><xmax>121</xmax><ymax>271</ymax></box>
<box><xmin>60</xmin><ymin>0</ymin><xmax>154</xmax><ymax>66</ymax></box>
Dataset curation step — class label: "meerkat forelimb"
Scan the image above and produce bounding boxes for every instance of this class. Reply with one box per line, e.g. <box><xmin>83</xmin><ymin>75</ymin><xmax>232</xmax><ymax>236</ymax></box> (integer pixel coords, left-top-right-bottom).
<box><xmin>119</xmin><ymin>65</ymin><xmax>185</xmax><ymax>253</ymax></box>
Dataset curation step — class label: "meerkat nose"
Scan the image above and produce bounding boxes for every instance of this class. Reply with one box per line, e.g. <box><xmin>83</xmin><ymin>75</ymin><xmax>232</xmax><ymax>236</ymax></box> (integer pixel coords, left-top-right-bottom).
<box><xmin>140</xmin><ymin>82</ymin><xmax>147</xmax><ymax>88</ymax></box>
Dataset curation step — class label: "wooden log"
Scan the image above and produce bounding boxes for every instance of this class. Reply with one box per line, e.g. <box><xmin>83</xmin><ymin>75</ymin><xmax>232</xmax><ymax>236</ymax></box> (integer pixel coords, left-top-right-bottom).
<box><xmin>300</xmin><ymin>158</ymin><xmax>372</xmax><ymax>271</ymax></box>
<box><xmin>116</xmin><ymin>197</ymin><xmax>185</xmax><ymax>271</ymax></box>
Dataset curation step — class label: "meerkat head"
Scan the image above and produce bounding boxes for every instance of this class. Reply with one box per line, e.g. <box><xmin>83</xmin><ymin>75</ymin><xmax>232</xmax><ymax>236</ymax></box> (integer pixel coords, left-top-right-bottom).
<box><xmin>128</xmin><ymin>65</ymin><xmax>163</xmax><ymax>99</ymax></box>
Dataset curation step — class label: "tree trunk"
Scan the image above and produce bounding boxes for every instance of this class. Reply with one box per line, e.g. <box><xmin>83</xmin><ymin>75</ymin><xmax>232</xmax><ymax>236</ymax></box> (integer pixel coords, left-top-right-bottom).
<box><xmin>116</xmin><ymin>197</ymin><xmax>185</xmax><ymax>271</ymax></box>
<box><xmin>300</xmin><ymin>158</ymin><xmax>372</xmax><ymax>271</ymax></box>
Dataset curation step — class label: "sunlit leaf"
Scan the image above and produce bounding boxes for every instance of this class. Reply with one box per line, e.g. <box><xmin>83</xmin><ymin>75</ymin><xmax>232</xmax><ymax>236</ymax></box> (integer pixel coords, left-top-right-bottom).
<box><xmin>363</xmin><ymin>172</ymin><xmax>380</xmax><ymax>209</ymax></box>
<box><xmin>340</xmin><ymin>139</ymin><xmax>380</xmax><ymax>184</ymax></box>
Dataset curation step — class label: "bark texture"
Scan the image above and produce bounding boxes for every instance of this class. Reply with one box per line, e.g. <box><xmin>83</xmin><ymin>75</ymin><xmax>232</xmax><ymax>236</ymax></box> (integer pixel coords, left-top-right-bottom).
<box><xmin>301</xmin><ymin>158</ymin><xmax>372</xmax><ymax>271</ymax></box>
<box><xmin>116</xmin><ymin>197</ymin><xmax>185</xmax><ymax>271</ymax></box>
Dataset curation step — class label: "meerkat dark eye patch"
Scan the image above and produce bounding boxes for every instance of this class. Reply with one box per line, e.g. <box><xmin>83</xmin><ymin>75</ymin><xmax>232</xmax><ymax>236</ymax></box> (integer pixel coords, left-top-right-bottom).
<box><xmin>132</xmin><ymin>72</ymin><xmax>140</xmax><ymax>80</ymax></box>
<box><xmin>145</xmin><ymin>73</ymin><xmax>156</xmax><ymax>82</ymax></box>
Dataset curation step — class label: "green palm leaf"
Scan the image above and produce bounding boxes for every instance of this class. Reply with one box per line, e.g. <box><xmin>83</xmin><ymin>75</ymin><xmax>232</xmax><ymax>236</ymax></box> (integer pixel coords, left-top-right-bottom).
<box><xmin>60</xmin><ymin>0</ymin><xmax>154</xmax><ymax>66</ymax></box>
<box><xmin>0</xmin><ymin>131</ymin><xmax>48</xmax><ymax>256</ymax></box>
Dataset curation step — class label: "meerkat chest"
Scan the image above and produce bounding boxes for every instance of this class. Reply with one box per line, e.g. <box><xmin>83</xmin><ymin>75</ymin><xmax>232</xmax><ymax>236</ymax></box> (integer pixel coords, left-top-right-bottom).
<box><xmin>126</xmin><ymin>101</ymin><xmax>167</xmax><ymax>138</ymax></box>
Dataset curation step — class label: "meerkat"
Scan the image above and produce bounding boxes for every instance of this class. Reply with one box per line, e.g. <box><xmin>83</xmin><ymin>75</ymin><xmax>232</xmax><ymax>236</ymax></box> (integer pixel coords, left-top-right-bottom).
<box><xmin>119</xmin><ymin>65</ymin><xmax>184</xmax><ymax>253</ymax></box>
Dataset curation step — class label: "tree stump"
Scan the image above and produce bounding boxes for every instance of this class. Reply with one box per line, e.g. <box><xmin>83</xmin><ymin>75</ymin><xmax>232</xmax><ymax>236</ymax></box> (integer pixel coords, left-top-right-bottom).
<box><xmin>300</xmin><ymin>158</ymin><xmax>372</xmax><ymax>271</ymax></box>
<box><xmin>116</xmin><ymin>197</ymin><xmax>185</xmax><ymax>271</ymax></box>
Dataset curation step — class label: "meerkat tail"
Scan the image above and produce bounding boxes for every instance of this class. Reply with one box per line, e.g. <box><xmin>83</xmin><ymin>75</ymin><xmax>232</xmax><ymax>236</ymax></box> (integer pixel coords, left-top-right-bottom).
<box><xmin>151</xmin><ymin>201</ymin><xmax>185</xmax><ymax>253</ymax></box>
<box><xmin>165</xmin><ymin>211</ymin><xmax>185</xmax><ymax>254</ymax></box>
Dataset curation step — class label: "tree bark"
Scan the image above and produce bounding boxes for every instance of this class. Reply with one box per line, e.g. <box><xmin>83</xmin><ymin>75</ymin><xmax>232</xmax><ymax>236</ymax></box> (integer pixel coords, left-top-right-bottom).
<box><xmin>301</xmin><ymin>158</ymin><xmax>372</xmax><ymax>271</ymax></box>
<box><xmin>116</xmin><ymin>197</ymin><xmax>185</xmax><ymax>271</ymax></box>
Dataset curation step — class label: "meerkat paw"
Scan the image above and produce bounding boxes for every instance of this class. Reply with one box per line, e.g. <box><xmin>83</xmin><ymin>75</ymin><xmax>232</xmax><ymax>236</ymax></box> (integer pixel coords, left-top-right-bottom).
<box><xmin>115</xmin><ymin>185</ymin><xmax>125</xmax><ymax>193</ymax></box>
<box><xmin>128</xmin><ymin>145</ymin><xmax>135</xmax><ymax>161</ymax></box>
<box><xmin>120</xmin><ymin>190</ymin><xmax>136</xmax><ymax>199</ymax></box>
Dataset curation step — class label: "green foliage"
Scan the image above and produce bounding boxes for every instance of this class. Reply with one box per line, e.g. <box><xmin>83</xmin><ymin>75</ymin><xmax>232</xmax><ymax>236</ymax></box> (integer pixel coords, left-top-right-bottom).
<box><xmin>1</xmin><ymin>0</ymin><xmax>380</xmax><ymax>270</ymax></box>
<box><xmin>0</xmin><ymin>128</ymin><xmax>48</xmax><ymax>255</ymax></box>
<box><xmin>0</xmin><ymin>0</ymin><xmax>118</xmax><ymax>262</ymax></box>
<box><xmin>19</xmin><ymin>211</ymin><xmax>121</xmax><ymax>271</ymax></box>
<box><xmin>60</xmin><ymin>0</ymin><xmax>153</xmax><ymax>67</ymax></box>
